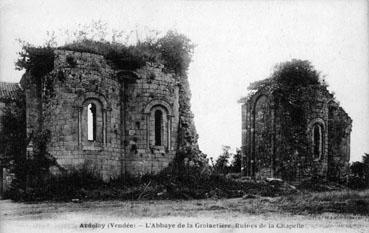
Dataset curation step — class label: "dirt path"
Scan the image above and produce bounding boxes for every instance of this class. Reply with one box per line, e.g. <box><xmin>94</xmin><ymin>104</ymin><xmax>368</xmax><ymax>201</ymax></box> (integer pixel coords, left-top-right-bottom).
<box><xmin>1</xmin><ymin>199</ymin><xmax>368</xmax><ymax>233</ymax></box>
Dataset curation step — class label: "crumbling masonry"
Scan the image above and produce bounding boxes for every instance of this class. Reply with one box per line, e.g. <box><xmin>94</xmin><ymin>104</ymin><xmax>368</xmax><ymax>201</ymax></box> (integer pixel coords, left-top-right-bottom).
<box><xmin>240</xmin><ymin>80</ymin><xmax>352</xmax><ymax>182</ymax></box>
<box><xmin>1</xmin><ymin>49</ymin><xmax>198</xmax><ymax>182</ymax></box>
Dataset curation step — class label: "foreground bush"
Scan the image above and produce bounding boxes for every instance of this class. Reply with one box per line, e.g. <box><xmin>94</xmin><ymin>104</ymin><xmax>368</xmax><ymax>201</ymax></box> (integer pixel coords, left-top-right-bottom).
<box><xmin>5</xmin><ymin>169</ymin><xmax>297</xmax><ymax>202</ymax></box>
<box><xmin>4</xmin><ymin>167</ymin><xmax>105</xmax><ymax>201</ymax></box>
<box><xmin>6</xmin><ymin>146</ymin><xmax>360</xmax><ymax>202</ymax></box>
<box><xmin>297</xmin><ymin>175</ymin><xmax>347</xmax><ymax>192</ymax></box>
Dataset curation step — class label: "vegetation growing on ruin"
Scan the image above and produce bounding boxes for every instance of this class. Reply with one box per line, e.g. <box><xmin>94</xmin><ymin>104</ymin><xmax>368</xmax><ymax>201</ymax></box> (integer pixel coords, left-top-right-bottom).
<box><xmin>247</xmin><ymin>59</ymin><xmax>334</xmax><ymax>180</ymax></box>
<box><xmin>14</xmin><ymin>24</ymin><xmax>195</xmax><ymax>145</ymax></box>
<box><xmin>16</xmin><ymin>23</ymin><xmax>194</xmax><ymax>78</ymax></box>
<box><xmin>14</xmin><ymin>27</ymin><xmax>195</xmax><ymax>140</ymax></box>
<box><xmin>15</xmin><ymin>46</ymin><xmax>55</xmax><ymax>80</ymax></box>
<box><xmin>0</xmin><ymin>89</ymin><xmax>61</xmax><ymax>198</ymax></box>
<box><xmin>12</xmin><ymin>23</ymin><xmax>197</xmax><ymax>190</ymax></box>
<box><xmin>0</xmin><ymin>90</ymin><xmax>27</xmax><ymax>191</ymax></box>
<box><xmin>247</xmin><ymin>59</ymin><xmax>323</xmax><ymax>91</ymax></box>
<box><xmin>14</xmin><ymin>44</ymin><xmax>59</xmax><ymax>189</ymax></box>
<box><xmin>58</xmin><ymin>30</ymin><xmax>194</xmax><ymax>76</ymax></box>
<box><xmin>9</xmin><ymin>22</ymin><xmax>206</xmax><ymax>202</ymax></box>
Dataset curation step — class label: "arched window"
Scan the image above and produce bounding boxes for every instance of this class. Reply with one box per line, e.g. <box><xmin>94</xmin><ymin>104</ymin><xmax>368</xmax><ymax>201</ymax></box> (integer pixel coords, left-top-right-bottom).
<box><xmin>87</xmin><ymin>103</ymin><xmax>97</xmax><ymax>141</ymax></box>
<box><xmin>81</xmin><ymin>99</ymin><xmax>104</xmax><ymax>144</ymax></box>
<box><xmin>75</xmin><ymin>92</ymin><xmax>109</xmax><ymax>148</ymax></box>
<box><xmin>312</xmin><ymin>124</ymin><xmax>323</xmax><ymax>159</ymax></box>
<box><xmin>253</xmin><ymin>95</ymin><xmax>269</xmax><ymax>171</ymax></box>
<box><xmin>154</xmin><ymin>110</ymin><xmax>163</xmax><ymax>146</ymax></box>
<box><xmin>144</xmin><ymin>100</ymin><xmax>173</xmax><ymax>150</ymax></box>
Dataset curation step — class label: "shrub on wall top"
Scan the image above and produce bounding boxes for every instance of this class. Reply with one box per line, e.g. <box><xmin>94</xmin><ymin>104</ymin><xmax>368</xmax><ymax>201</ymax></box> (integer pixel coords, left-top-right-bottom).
<box><xmin>16</xmin><ymin>30</ymin><xmax>194</xmax><ymax>78</ymax></box>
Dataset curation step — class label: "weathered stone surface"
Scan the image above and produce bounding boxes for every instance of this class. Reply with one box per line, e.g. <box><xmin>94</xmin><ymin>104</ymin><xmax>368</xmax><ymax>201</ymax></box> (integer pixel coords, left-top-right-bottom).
<box><xmin>12</xmin><ymin>49</ymin><xmax>198</xmax><ymax>181</ymax></box>
<box><xmin>240</xmin><ymin>80</ymin><xmax>352</xmax><ymax>182</ymax></box>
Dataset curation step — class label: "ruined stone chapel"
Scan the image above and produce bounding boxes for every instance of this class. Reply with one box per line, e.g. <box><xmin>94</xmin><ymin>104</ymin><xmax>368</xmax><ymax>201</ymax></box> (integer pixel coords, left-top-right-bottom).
<box><xmin>240</xmin><ymin>61</ymin><xmax>352</xmax><ymax>182</ymax></box>
<box><xmin>0</xmin><ymin>49</ymin><xmax>198</xmax><ymax>182</ymax></box>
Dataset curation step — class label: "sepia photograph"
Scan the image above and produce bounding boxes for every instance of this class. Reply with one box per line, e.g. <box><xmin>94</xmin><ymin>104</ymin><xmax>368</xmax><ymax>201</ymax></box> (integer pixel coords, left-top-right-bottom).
<box><xmin>0</xmin><ymin>0</ymin><xmax>368</xmax><ymax>232</ymax></box>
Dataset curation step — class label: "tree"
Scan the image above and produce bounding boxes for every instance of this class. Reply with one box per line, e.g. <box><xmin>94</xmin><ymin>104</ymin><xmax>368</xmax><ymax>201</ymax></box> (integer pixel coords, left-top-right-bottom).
<box><xmin>230</xmin><ymin>149</ymin><xmax>241</xmax><ymax>173</ymax></box>
<box><xmin>349</xmin><ymin>153</ymin><xmax>369</xmax><ymax>189</ymax></box>
<box><xmin>214</xmin><ymin>146</ymin><xmax>231</xmax><ymax>175</ymax></box>
<box><xmin>363</xmin><ymin>153</ymin><xmax>369</xmax><ymax>166</ymax></box>
<box><xmin>0</xmin><ymin>91</ymin><xmax>27</xmax><ymax>189</ymax></box>
<box><xmin>351</xmin><ymin>162</ymin><xmax>367</xmax><ymax>178</ymax></box>
<box><xmin>156</xmin><ymin>30</ymin><xmax>195</xmax><ymax>76</ymax></box>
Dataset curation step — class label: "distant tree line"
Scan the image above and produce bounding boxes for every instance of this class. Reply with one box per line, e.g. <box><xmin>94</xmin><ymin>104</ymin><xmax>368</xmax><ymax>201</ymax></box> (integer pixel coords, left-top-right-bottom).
<box><xmin>210</xmin><ymin>145</ymin><xmax>369</xmax><ymax>190</ymax></box>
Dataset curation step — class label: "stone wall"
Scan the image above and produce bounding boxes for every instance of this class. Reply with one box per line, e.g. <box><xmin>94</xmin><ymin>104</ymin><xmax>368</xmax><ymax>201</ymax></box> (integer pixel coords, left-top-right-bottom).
<box><xmin>177</xmin><ymin>75</ymin><xmax>199</xmax><ymax>149</ymax></box>
<box><xmin>327</xmin><ymin>104</ymin><xmax>352</xmax><ymax>179</ymax></box>
<box><xmin>241</xmin><ymin>85</ymin><xmax>352</xmax><ymax>182</ymax></box>
<box><xmin>123</xmin><ymin>62</ymin><xmax>180</xmax><ymax>175</ymax></box>
<box><xmin>22</xmin><ymin>50</ymin><xmax>184</xmax><ymax>180</ymax></box>
<box><xmin>22</xmin><ymin>50</ymin><xmax>122</xmax><ymax>180</ymax></box>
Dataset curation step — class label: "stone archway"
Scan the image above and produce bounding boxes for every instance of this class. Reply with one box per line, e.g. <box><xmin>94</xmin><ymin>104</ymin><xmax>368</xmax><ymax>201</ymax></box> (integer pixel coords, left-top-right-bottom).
<box><xmin>252</xmin><ymin>95</ymin><xmax>271</xmax><ymax>178</ymax></box>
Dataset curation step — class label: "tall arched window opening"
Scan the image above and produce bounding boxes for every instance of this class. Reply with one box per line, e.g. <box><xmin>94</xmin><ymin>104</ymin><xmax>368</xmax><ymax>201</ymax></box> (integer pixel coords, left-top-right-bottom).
<box><xmin>154</xmin><ymin>110</ymin><xmax>163</xmax><ymax>146</ymax></box>
<box><xmin>88</xmin><ymin>103</ymin><xmax>97</xmax><ymax>141</ymax></box>
<box><xmin>313</xmin><ymin>124</ymin><xmax>322</xmax><ymax>159</ymax></box>
<box><xmin>144</xmin><ymin>101</ymin><xmax>172</xmax><ymax>150</ymax></box>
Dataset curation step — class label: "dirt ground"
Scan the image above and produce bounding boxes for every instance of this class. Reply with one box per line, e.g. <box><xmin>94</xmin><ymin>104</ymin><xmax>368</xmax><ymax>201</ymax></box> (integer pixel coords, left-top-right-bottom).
<box><xmin>1</xmin><ymin>198</ymin><xmax>368</xmax><ymax>233</ymax></box>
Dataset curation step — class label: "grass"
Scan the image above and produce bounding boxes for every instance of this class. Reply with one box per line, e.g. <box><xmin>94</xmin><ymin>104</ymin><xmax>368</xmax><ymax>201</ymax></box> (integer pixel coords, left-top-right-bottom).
<box><xmin>3</xmin><ymin>191</ymin><xmax>368</xmax><ymax>219</ymax></box>
<box><xmin>6</xmin><ymin>164</ymin><xmax>369</xmax><ymax>216</ymax></box>
<box><xmin>276</xmin><ymin>189</ymin><xmax>369</xmax><ymax>215</ymax></box>
<box><xmin>1</xmin><ymin>190</ymin><xmax>368</xmax><ymax>220</ymax></box>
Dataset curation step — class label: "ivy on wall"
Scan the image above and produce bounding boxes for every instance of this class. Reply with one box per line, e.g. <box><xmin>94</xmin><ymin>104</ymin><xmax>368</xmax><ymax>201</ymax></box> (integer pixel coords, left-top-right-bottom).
<box><xmin>247</xmin><ymin>59</ymin><xmax>335</xmax><ymax>180</ymax></box>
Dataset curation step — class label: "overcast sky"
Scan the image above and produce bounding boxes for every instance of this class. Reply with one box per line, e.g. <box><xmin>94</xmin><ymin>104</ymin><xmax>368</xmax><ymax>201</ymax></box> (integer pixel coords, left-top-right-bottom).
<box><xmin>0</xmin><ymin>0</ymin><xmax>368</xmax><ymax>162</ymax></box>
